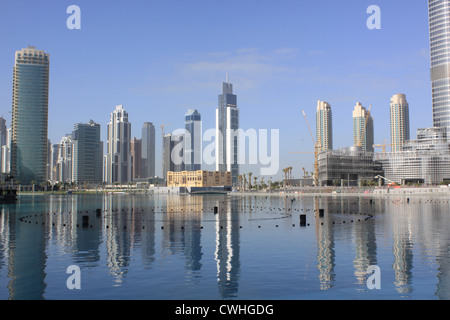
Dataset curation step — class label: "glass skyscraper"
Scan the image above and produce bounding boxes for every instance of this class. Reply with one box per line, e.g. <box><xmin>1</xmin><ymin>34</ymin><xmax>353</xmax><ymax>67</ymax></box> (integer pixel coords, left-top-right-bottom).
<box><xmin>11</xmin><ymin>46</ymin><xmax>50</xmax><ymax>184</ymax></box>
<box><xmin>185</xmin><ymin>109</ymin><xmax>202</xmax><ymax>172</ymax></box>
<box><xmin>216</xmin><ymin>75</ymin><xmax>239</xmax><ymax>186</ymax></box>
<box><xmin>429</xmin><ymin>0</ymin><xmax>450</xmax><ymax>131</ymax></box>
<box><xmin>141</xmin><ymin>122</ymin><xmax>155</xmax><ymax>178</ymax></box>
<box><xmin>72</xmin><ymin>120</ymin><xmax>103</xmax><ymax>184</ymax></box>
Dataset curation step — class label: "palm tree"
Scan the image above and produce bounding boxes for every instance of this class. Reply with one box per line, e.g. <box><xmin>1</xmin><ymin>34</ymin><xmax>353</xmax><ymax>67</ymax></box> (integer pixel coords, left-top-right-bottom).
<box><xmin>238</xmin><ymin>175</ymin><xmax>242</xmax><ymax>191</ymax></box>
<box><xmin>243</xmin><ymin>173</ymin><xmax>247</xmax><ymax>191</ymax></box>
<box><xmin>248</xmin><ymin>172</ymin><xmax>253</xmax><ymax>190</ymax></box>
<box><xmin>253</xmin><ymin>176</ymin><xmax>258</xmax><ymax>190</ymax></box>
<box><xmin>282</xmin><ymin>169</ymin><xmax>287</xmax><ymax>188</ymax></box>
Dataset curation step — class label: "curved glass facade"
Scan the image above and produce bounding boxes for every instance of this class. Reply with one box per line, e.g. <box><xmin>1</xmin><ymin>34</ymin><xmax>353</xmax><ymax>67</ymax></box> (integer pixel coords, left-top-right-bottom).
<box><xmin>429</xmin><ymin>0</ymin><xmax>450</xmax><ymax>130</ymax></box>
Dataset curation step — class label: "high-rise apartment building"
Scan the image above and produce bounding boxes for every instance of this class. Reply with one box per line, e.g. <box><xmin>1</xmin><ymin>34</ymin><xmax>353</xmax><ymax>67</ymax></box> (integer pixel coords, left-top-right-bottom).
<box><xmin>316</xmin><ymin>100</ymin><xmax>333</xmax><ymax>152</ymax></box>
<box><xmin>429</xmin><ymin>0</ymin><xmax>450</xmax><ymax>132</ymax></box>
<box><xmin>1</xmin><ymin>126</ymin><xmax>11</xmax><ymax>174</ymax></box>
<box><xmin>141</xmin><ymin>122</ymin><xmax>155</xmax><ymax>178</ymax></box>
<box><xmin>0</xmin><ymin>117</ymin><xmax>7</xmax><ymax>173</ymax></box>
<box><xmin>216</xmin><ymin>75</ymin><xmax>239</xmax><ymax>186</ymax></box>
<box><xmin>353</xmin><ymin>102</ymin><xmax>374</xmax><ymax>153</ymax></box>
<box><xmin>72</xmin><ymin>120</ymin><xmax>103</xmax><ymax>184</ymax></box>
<box><xmin>11</xmin><ymin>46</ymin><xmax>50</xmax><ymax>184</ymax></box>
<box><xmin>185</xmin><ymin>109</ymin><xmax>202</xmax><ymax>172</ymax></box>
<box><xmin>131</xmin><ymin>137</ymin><xmax>142</xmax><ymax>180</ymax></box>
<box><xmin>56</xmin><ymin>135</ymin><xmax>73</xmax><ymax>183</ymax></box>
<box><xmin>104</xmin><ymin>105</ymin><xmax>132</xmax><ymax>183</ymax></box>
<box><xmin>390</xmin><ymin>94</ymin><xmax>410</xmax><ymax>152</ymax></box>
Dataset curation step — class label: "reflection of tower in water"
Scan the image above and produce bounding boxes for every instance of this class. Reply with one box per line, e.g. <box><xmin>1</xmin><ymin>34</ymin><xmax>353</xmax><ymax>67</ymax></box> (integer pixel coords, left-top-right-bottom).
<box><xmin>389</xmin><ymin>197</ymin><xmax>414</xmax><ymax>294</ymax></box>
<box><xmin>214</xmin><ymin>196</ymin><xmax>240</xmax><ymax>299</ymax></box>
<box><xmin>314</xmin><ymin>196</ymin><xmax>336</xmax><ymax>290</ymax></box>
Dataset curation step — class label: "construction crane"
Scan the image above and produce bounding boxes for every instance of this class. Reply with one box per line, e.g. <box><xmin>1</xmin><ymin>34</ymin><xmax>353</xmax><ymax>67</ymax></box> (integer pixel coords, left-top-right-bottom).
<box><xmin>375</xmin><ymin>175</ymin><xmax>397</xmax><ymax>187</ymax></box>
<box><xmin>302</xmin><ymin>110</ymin><xmax>320</xmax><ymax>186</ymax></box>
<box><xmin>373</xmin><ymin>140</ymin><xmax>392</xmax><ymax>153</ymax></box>
<box><xmin>356</xmin><ymin>104</ymin><xmax>372</xmax><ymax>148</ymax></box>
<box><xmin>289</xmin><ymin>111</ymin><xmax>321</xmax><ymax>186</ymax></box>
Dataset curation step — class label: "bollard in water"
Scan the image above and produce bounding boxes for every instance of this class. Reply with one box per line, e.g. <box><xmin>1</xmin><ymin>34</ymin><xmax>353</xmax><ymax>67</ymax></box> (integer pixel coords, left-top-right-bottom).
<box><xmin>300</xmin><ymin>214</ymin><xmax>307</xmax><ymax>227</ymax></box>
<box><xmin>96</xmin><ymin>208</ymin><xmax>101</xmax><ymax>217</ymax></box>
<box><xmin>214</xmin><ymin>206</ymin><xmax>219</xmax><ymax>214</ymax></box>
<box><xmin>319</xmin><ymin>209</ymin><xmax>325</xmax><ymax>218</ymax></box>
<box><xmin>82</xmin><ymin>216</ymin><xmax>89</xmax><ymax>228</ymax></box>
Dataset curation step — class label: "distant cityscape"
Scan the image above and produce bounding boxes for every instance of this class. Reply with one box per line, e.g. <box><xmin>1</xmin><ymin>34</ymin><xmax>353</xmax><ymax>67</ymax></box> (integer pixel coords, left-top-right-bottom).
<box><xmin>2</xmin><ymin>0</ymin><xmax>450</xmax><ymax>189</ymax></box>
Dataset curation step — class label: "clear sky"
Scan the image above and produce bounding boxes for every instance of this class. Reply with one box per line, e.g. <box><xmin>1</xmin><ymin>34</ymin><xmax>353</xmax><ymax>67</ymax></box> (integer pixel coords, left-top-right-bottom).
<box><xmin>0</xmin><ymin>0</ymin><xmax>431</xmax><ymax>180</ymax></box>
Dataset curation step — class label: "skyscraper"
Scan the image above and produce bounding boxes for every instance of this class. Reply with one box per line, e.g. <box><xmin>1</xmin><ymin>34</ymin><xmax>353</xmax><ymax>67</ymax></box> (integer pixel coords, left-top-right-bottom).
<box><xmin>11</xmin><ymin>46</ymin><xmax>50</xmax><ymax>184</ymax></box>
<box><xmin>72</xmin><ymin>120</ymin><xmax>103</xmax><ymax>184</ymax></box>
<box><xmin>130</xmin><ymin>137</ymin><xmax>142</xmax><ymax>179</ymax></box>
<box><xmin>185</xmin><ymin>109</ymin><xmax>202</xmax><ymax>171</ymax></box>
<box><xmin>429</xmin><ymin>0</ymin><xmax>450</xmax><ymax>132</ymax></box>
<box><xmin>353</xmin><ymin>102</ymin><xmax>374</xmax><ymax>153</ymax></box>
<box><xmin>390</xmin><ymin>94</ymin><xmax>410</xmax><ymax>152</ymax></box>
<box><xmin>56</xmin><ymin>135</ymin><xmax>73</xmax><ymax>183</ymax></box>
<box><xmin>316</xmin><ymin>100</ymin><xmax>333</xmax><ymax>152</ymax></box>
<box><xmin>163</xmin><ymin>133</ymin><xmax>185</xmax><ymax>180</ymax></box>
<box><xmin>141</xmin><ymin>122</ymin><xmax>156</xmax><ymax>178</ymax></box>
<box><xmin>216</xmin><ymin>74</ymin><xmax>239</xmax><ymax>186</ymax></box>
<box><xmin>104</xmin><ymin>105</ymin><xmax>132</xmax><ymax>183</ymax></box>
<box><xmin>0</xmin><ymin>117</ymin><xmax>7</xmax><ymax>173</ymax></box>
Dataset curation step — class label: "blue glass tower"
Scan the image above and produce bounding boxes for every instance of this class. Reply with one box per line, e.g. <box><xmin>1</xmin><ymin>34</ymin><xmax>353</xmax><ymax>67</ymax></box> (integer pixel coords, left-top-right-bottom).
<box><xmin>11</xmin><ymin>46</ymin><xmax>50</xmax><ymax>184</ymax></box>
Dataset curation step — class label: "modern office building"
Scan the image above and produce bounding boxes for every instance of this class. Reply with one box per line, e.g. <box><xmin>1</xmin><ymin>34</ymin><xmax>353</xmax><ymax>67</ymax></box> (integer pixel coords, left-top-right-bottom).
<box><xmin>185</xmin><ymin>109</ymin><xmax>202</xmax><ymax>171</ymax></box>
<box><xmin>72</xmin><ymin>120</ymin><xmax>103</xmax><ymax>185</ymax></box>
<box><xmin>216</xmin><ymin>74</ymin><xmax>239</xmax><ymax>186</ymax></box>
<box><xmin>318</xmin><ymin>147</ymin><xmax>383</xmax><ymax>187</ymax></box>
<box><xmin>11</xmin><ymin>46</ymin><xmax>50</xmax><ymax>184</ymax></box>
<box><xmin>390</xmin><ymin>94</ymin><xmax>410</xmax><ymax>152</ymax></box>
<box><xmin>163</xmin><ymin>133</ymin><xmax>185</xmax><ymax>180</ymax></box>
<box><xmin>353</xmin><ymin>102</ymin><xmax>374</xmax><ymax>153</ymax></box>
<box><xmin>141</xmin><ymin>122</ymin><xmax>155</xmax><ymax>179</ymax></box>
<box><xmin>429</xmin><ymin>0</ymin><xmax>450</xmax><ymax>133</ymax></box>
<box><xmin>130</xmin><ymin>137</ymin><xmax>142</xmax><ymax>180</ymax></box>
<box><xmin>316</xmin><ymin>100</ymin><xmax>333</xmax><ymax>151</ymax></box>
<box><xmin>104</xmin><ymin>105</ymin><xmax>132</xmax><ymax>184</ymax></box>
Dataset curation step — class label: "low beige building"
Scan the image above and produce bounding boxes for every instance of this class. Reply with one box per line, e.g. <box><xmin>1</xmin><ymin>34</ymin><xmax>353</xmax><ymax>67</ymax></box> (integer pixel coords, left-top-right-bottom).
<box><xmin>167</xmin><ymin>170</ymin><xmax>231</xmax><ymax>188</ymax></box>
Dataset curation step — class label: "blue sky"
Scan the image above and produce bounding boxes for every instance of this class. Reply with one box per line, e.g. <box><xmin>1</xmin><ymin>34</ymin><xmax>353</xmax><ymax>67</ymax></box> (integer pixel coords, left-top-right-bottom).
<box><xmin>0</xmin><ymin>0</ymin><xmax>431</xmax><ymax>179</ymax></box>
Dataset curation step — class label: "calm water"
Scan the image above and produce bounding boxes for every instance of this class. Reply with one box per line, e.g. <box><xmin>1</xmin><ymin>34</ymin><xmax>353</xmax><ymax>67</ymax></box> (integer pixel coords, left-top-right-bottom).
<box><xmin>0</xmin><ymin>192</ymin><xmax>449</xmax><ymax>300</ymax></box>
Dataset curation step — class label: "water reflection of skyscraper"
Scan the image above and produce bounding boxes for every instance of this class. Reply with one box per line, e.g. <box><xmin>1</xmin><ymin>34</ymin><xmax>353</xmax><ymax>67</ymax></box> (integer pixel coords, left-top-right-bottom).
<box><xmin>214</xmin><ymin>196</ymin><xmax>240</xmax><ymax>299</ymax></box>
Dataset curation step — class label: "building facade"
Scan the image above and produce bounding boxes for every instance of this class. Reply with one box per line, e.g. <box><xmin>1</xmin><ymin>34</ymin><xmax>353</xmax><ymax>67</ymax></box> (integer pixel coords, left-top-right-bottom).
<box><xmin>72</xmin><ymin>120</ymin><xmax>103</xmax><ymax>185</ymax></box>
<box><xmin>390</xmin><ymin>93</ymin><xmax>410</xmax><ymax>152</ymax></box>
<box><xmin>185</xmin><ymin>109</ymin><xmax>202</xmax><ymax>172</ymax></box>
<box><xmin>318</xmin><ymin>147</ymin><xmax>383</xmax><ymax>187</ymax></box>
<box><xmin>429</xmin><ymin>0</ymin><xmax>450</xmax><ymax>133</ymax></box>
<box><xmin>316</xmin><ymin>100</ymin><xmax>333</xmax><ymax>151</ymax></box>
<box><xmin>130</xmin><ymin>137</ymin><xmax>142</xmax><ymax>180</ymax></box>
<box><xmin>11</xmin><ymin>46</ymin><xmax>50</xmax><ymax>184</ymax></box>
<box><xmin>56</xmin><ymin>135</ymin><xmax>73</xmax><ymax>183</ymax></box>
<box><xmin>353</xmin><ymin>102</ymin><xmax>374</xmax><ymax>153</ymax></box>
<box><xmin>163</xmin><ymin>133</ymin><xmax>185</xmax><ymax>180</ymax></box>
<box><xmin>216</xmin><ymin>75</ymin><xmax>239</xmax><ymax>186</ymax></box>
<box><xmin>375</xmin><ymin>127</ymin><xmax>450</xmax><ymax>185</ymax></box>
<box><xmin>104</xmin><ymin>105</ymin><xmax>132</xmax><ymax>184</ymax></box>
<box><xmin>167</xmin><ymin>170</ymin><xmax>231</xmax><ymax>188</ymax></box>
<box><xmin>141</xmin><ymin>122</ymin><xmax>155</xmax><ymax>178</ymax></box>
